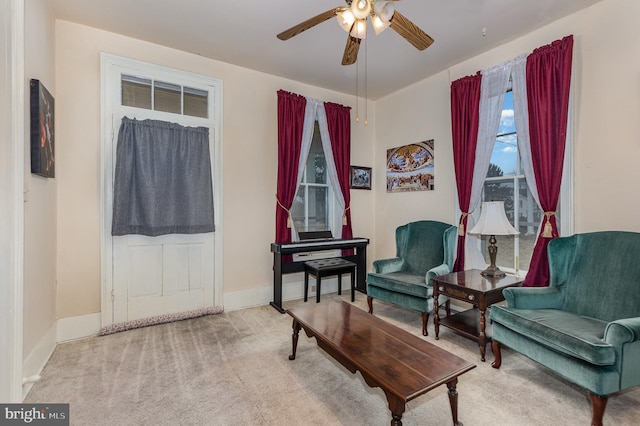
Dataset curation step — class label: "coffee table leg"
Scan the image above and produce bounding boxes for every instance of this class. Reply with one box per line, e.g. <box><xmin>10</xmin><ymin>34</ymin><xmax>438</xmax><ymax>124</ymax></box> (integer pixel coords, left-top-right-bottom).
<box><xmin>447</xmin><ymin>378</ymin><xmax>463</xmax><ymax>426</ymax></box>
<box><xmin>391</xmin><ymin>413</ymin><xmax>403</xmax><ymax>426</ymax></box>
<box><xmin>387</xmin><ymin>395</ymin><xmax>406</xmax><ymax>426</ymax></box>
<box><xmin>288</xmin><ymin>320</ymin><xmax>301</xmax><ymax>360</ymax></box>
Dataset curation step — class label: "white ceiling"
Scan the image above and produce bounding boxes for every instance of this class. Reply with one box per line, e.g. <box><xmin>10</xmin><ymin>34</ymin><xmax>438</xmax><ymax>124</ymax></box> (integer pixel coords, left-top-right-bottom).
<box><xmin>48</xmin><ymin>0</ymin><xmax>601</xmax><ymax>100</ymax></box>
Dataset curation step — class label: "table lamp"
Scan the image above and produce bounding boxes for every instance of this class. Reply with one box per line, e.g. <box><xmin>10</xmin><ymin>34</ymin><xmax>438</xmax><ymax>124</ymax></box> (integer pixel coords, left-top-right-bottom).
<box><xmin>468</xmin><ymin>201</ymin><xmax>519</xmax><ymax>278</ymax></box>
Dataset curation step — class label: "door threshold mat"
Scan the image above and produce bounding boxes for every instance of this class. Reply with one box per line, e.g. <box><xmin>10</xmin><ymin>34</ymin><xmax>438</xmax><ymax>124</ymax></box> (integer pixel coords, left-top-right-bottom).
<box><xmin>99</xmin><ymin>306</ymin><xmax>224</xmax><ymax>336</ymax></box>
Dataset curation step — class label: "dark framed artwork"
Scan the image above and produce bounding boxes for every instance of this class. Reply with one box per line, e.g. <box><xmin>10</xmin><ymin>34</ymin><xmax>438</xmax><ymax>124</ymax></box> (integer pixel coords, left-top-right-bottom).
<box><xmin>386</xmin><ymin>139</ymin><xmax>434</xmax><ymax>192</ymax></box>
<box><xmin>350</xmin><ymin>166</ymin><xmax>372</xmax><ymax>190</ymax></box>
<box><xmin>30</xmin><ymin>79</ymin><xmax>55</xmax><ymax>178</ymax></box>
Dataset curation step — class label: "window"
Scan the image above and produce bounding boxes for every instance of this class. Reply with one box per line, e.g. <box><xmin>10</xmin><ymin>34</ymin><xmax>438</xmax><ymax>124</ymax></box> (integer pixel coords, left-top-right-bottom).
<box><xmin>481</xmin><ymin>90</ymin><xmax>542</xmax><ymax>273</ymax></box>
<box><xmin>121</xmin><ymin>75</ymin><xmax>208</xmax><ymax>118</ymax></box>
<box><xmin>290</xmin><ymin>122</ymin><xmax>335</xmax><ymax>237</ymax></box>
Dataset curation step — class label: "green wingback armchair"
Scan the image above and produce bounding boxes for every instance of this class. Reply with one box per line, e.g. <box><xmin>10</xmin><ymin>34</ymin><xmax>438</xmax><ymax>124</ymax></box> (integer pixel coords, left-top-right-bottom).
<box><xmin>490</xmin><ymin>231</ymin><xmax>640</xmax><ymax>426</ymax></box>
<box><xmin>366</xmin><ymin>220</ymin><xmax>457</xmax><ymax>336</ymax></box>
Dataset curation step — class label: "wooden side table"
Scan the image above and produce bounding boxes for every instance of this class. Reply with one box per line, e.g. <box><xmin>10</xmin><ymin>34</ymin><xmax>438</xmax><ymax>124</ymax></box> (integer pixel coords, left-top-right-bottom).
<box><xmin>432</xmin><ymin>269</ymin><xmax>523</xmax><ymax>362</ymax></box>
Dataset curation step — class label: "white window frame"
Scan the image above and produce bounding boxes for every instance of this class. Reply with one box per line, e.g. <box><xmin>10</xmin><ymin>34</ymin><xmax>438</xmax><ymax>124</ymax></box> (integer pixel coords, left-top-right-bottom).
<box><xmin>290</xmin><ymin>122</ymin><xmax>339</xmax><ymax>241</ymax></box>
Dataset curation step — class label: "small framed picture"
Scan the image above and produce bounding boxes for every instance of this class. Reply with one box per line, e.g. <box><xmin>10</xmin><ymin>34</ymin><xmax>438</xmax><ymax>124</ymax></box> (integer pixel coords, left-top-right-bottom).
<box><xmin>350</xmin><ymin>166</ymin><xmax>372</xmax><ymax>190</ymax></box>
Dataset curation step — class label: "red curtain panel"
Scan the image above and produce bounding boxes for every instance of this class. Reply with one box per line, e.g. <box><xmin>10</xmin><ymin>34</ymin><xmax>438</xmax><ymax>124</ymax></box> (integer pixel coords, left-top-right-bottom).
<box><xmin>325</xmin><ymin>101</ymin><xmax>354</xmax><ymax>255</ymax></box>
<box><xmin>523</xmin><ymin>35</ymin><xmax>574</xmax><ymax>287</ymax></box>
<box><xmin>450</xmin><ymin>73</ymin><xmax>482</xmax><ymax>271</ymax></box>
<box><xmin>275</xmin><ymin>90</ymin><xmax>307</xmax><ymax>262</ymax></box>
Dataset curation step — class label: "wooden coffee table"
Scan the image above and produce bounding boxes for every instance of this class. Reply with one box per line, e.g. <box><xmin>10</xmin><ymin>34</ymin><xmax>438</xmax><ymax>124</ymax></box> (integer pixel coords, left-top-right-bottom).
<box><xmin>286</xmin><ymin>301</ymin><xmax>476</xmax><ymax>426</ymax></box>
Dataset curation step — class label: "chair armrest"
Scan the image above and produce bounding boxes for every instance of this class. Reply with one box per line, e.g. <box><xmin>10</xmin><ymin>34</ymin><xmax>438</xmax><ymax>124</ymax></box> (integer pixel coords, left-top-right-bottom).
<box><xmin>426</xmin><ymin>263</ymin><xmax>451</xmax><ymax>286</ymax></box>
<box><xmin>604</xmin><ymin>317</ymin><xmax>640</xmax><ymax>345</ymax></box>
<box><xmin>503</xmin><ymin>286</ymin><xmax>564</xmax><ymax>309</ymax></box>
<box><xmin>372</xmin><ymin>257</ymin><xmax>404</xmax><ymax>274</ymax></box>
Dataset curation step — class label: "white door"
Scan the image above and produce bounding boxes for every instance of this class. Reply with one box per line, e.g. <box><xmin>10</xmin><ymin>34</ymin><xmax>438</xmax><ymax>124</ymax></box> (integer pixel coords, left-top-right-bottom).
<box><xmin>102</xmin><ymin>55</ymin><xmax>222</xmax><ymax>325</ymax></box>
<box><xmin>112</xmin><ymin>231</ymin><xmax>214</xmax><ymax>323</ymax></box>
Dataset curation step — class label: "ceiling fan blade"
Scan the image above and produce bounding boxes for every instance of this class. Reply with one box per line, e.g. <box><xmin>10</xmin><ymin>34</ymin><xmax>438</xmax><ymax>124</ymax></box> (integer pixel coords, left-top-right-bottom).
<box><xmin>389</xmin><ymin>10</ymin><xmax>434</xmax><ymax>51</ymax></box>
<box><xmin>277</xmin><ymin>7</ymin><xmax>345</xmax><ymax>41</ymax></box>
<box><xmin>341</xmin><ymin>35</ymin><xmax>361</xmax><ymax>65</ymax></box>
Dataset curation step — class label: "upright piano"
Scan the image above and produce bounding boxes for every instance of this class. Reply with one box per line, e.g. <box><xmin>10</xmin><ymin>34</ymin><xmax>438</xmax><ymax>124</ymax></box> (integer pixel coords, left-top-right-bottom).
<box><xmin>270</xmin><ymin>237</ymin><xmax>369</xmax><ymax>313</ymax></box>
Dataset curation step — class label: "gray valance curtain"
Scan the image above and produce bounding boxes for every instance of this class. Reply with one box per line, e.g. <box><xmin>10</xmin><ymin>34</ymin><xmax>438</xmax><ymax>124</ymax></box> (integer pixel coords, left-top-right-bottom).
<box><xmin>112</xmin><ymin>117</ymin><xmax>215</xmax><ymax>236</ymax></box>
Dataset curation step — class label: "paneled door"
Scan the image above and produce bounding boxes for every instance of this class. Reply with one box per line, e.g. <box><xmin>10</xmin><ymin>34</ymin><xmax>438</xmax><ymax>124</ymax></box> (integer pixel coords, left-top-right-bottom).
<box><xmin>102</xmin><ymin>54</ymin><xmax>222</xmax><ymax>325</ymax></box>
<box><xmin>112</xmin><ymin>230</ymin><xmax>214</xmax><ymax>323</ymax></box>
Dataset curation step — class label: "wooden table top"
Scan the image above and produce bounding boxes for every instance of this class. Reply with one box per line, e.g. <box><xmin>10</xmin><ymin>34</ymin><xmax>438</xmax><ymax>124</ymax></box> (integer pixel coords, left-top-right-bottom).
<box><xmin>286</xmin><ymin>301</ymin><xmax>476</xmax><ymax>402</ymax></box>
<box><xmin>432</xmin><ymin>269</ymin><xmax>523</xmax><ymax>294</ymax></box>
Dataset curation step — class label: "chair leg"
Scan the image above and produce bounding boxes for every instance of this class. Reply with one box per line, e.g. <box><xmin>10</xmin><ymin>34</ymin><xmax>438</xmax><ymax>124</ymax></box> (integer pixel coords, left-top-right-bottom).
<box><xmin>421</xmin><ymin>312</ymin><xmax>429</xmax><ymax>336</ymax></box>
<box><xmin>491</xmin><ymin>340</ymin><xmax>502</xmax><ymax>369</ymax></box>
<box><xmin>304</xmin><ymin>272</ymin><xmax>309</xmax><ymax>302</ymax></box>
<box><xmin>367</xmin><ymin>296</ymin><xmax>373</xmax><ymax>314</ymax></box>
<box><xmin>588</xmin><ymin>393</ymin><xmax>608</xmax><ymax>426</ymax></box>
<box><xmin>350</xmin><ymin>270</ymin><xmax>355</xmax><ymax>302</ymax></box>
<box><xmin>316</xmin><ymin>275</ymin><xmax>321</xmax><ymax>303</ymax></box>
<box><xmin>337</xmin><ymin>274</ymin><xmax>342</xmax><ymax>295</ymax></box>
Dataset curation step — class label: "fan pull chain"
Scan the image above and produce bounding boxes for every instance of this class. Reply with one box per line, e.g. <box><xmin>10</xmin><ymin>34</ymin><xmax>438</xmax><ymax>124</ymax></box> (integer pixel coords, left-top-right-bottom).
<box><xmin>364</xmin><ymin>36</ymin><xmax>368</xmax><ymax>125</ymax></box>
<box><xmin>355</xmin><ymin>48</ymin><xmax>360</xmax><ymax>123</ymax></box>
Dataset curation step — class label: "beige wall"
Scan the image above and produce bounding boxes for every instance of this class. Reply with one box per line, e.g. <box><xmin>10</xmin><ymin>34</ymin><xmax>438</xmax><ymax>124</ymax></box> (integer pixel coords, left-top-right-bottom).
<box><xmin>372</xmin><ymin>0</ymin><xmax>640</xmax><ymax>260</ymax></box>
<box><xmin>54</xmin><ymin>21</ymin><xmax>376</xmax><ymax>319</ymax></box>
<box><xmin>373</xmin><ymin>71</ymin><xmax>457</xmax><ymax>259</ymax></box>
<box><xmin>23</xmin><ymin>0</ymin><xmax>57</xmax><ymax>361</ymax></box>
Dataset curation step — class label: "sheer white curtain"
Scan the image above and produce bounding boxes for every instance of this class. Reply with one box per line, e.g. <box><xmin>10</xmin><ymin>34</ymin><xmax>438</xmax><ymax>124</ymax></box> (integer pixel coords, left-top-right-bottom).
<box><xmin>289</xmin><ymin>98</ymin><xmax>315</xmax><ymax>239</ymax></box>
<box><xmin>464</xmin><ymin>62</ymin><xmax>514</xmax><ymax>269</ymax></box>
<box><xmin>511</xmin><ymin>55</ymin><xmax>541</xmax><ymax>208</ymax></box>
<box><xmin>316</xmin><ymin>100</ymin><xmax>346</xmax><ymax>236</ymax></box>
<box><xmin>290</xmin><ymin>98</ymin><xmax>345</xmax><ymax>239</ymax></box>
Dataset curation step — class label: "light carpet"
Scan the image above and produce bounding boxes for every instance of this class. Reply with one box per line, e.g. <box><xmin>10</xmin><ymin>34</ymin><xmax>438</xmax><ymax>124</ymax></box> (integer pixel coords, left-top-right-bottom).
<box><xmin>26</xmin><ymin>294</ymin><xmax>640</xmax><ymax>425</ymax></box>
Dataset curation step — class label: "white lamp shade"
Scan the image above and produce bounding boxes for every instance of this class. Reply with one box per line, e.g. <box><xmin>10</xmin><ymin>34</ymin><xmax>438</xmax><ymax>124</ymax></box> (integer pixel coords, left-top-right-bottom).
<box><xmin>468</xmin><ymin>201</ymin><xmax>519</xmax><ymax>236</ymax></box>
<box><xmin>350</xmin><ymin>19</ymin><xmax>367</xmax><ymax>39</ymax></box>
<box><xmin>351</xmin><ymin>0</ymin><xmax>371</xmax><ymax>20</ymax></box>
<box><xmin>336</xmin><ymin>9</ymin><xmax>355</xmax><ymax>32</ymax></box>
<box><xmin>371</xmin><ymin>15</ymin><xmax>390</xmax><ymax>35</ymax></box>
<box><xmin>373</xmin><ymin>1</ymin><xmax>395</xmax><ymax>22</ymax></box>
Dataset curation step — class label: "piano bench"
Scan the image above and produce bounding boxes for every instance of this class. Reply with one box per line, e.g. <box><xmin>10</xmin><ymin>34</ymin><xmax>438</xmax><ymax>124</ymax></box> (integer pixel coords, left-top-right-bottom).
<box><xmin>303</xmin><ymin>258</ymin><xmax>357</xmax><ymax>303</ymax></box>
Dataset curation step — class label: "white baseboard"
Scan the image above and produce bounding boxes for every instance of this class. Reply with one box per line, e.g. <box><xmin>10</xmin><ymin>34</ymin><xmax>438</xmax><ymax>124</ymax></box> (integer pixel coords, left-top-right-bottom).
<box><xmin>22</xmin><ymin>322</ymin><xmax>56</xmax><ymax>400</ymax></box>
<box><xmin>223</xmin><ymin>276</ymin><xmax>342</xmax><ymax>312</ymax></box>
<box><xmin>57</xmin><ymin>312</ymin><xmax>101</xmax><ymax>343</ymax></box>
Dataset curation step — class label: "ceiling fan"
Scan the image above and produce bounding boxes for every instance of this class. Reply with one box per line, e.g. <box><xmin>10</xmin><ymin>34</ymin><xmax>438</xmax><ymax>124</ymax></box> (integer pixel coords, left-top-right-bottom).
<box><xmin>277</xmin><ymin>0</ymin><xmax>434</xmax><ymax>66</ymax></box>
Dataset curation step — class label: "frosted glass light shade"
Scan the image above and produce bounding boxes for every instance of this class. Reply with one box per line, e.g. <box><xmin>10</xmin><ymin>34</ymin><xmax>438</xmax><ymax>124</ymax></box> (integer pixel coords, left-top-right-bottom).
<box><xmin>371</xmin><ymin>15</ymin><xmax>390</xmax><ymax>35</ymax></box>
<box><xmin>373</xmin><ymin>1</ymin><xmax>395</xmax><ymax>22</ymax></box>
<box><xmin>350</xmin><ymin>19</ymin><xmax>367</xmax><ymax>39</ymax></box>
<box><xmin>469</xmin><ymin>201</ymin><xmax>519</xmax><ymax>236</ymax></box>
<box><xmin>351</xmin><ymin>0</ymin><xmax>371</xmax><ymax>20</ymax></box>
<box><xmin>336</xmin><ymin>9</ymin><xmax>355</xmax><ymax>32</ymax></box>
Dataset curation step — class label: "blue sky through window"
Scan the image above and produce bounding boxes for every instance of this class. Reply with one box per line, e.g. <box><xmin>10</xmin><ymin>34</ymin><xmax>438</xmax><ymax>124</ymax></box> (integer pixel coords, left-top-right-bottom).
<box><xmin>491</xmin><ymin>91</ymin><xmax>518</xmax><ymax>175</ymax></box>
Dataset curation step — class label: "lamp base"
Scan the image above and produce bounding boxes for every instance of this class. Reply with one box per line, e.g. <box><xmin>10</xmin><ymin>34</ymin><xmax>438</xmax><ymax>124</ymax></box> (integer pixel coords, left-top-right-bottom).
<box><xmin>479</xmin><ymin>265</ymin><xmax>506</xmax><ymax>278</ymax></box>
<box><xmin>481</xmin><ymin>234</ymin><xmax>505</xmax><ymax>278</ymax></box>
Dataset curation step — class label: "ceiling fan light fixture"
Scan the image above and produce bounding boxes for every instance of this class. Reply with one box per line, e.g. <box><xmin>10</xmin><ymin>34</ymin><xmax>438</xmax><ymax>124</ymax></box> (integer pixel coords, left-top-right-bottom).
<box><xmin>336</xmin><ymin>9</ymin><xmax>356</xmax><ymax>33</ymax></box>
<box><xmin>351</xmin><ymin>0</ymin><xmax>371</xmax><ymax>20</ymax></box>
<box><xmin>373</xmin><ymin>1</ymin><xmax>395</xmax><ymax>22</ymax></box>
<box><xmin>350</xmin><ymin>18</ymin><xmax>367</xmax><ymax>39</ymax></box>
<box><xmin>371</xmin><ymin>14</ymin><xmax>390</xmax><ymax>35</ymax></box>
